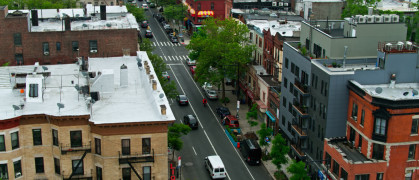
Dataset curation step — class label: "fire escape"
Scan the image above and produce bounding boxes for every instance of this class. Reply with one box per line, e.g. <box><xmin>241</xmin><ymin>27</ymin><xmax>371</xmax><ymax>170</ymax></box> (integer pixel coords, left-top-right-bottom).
<box><xmin>118</xmin><ymin>149</ymin><xmax>155</xmax><ymax>180</ymax></box>
<box><xmin>61</xmin><ymin>141</ymin><xmax>92</xmax><ymax>180</ymax></box>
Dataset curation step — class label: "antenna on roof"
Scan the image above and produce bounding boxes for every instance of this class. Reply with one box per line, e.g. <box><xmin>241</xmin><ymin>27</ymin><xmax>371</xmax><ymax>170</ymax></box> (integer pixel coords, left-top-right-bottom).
<box><xmin>12</xmin><ymin>105</ymin><xmax>20</xmax><ymax>116</ymax></box>
<box><xmin>42</xmin><ymin>66</ymin><xmax>48</xmax><ymax>71</ymax></box>
<box><xmin>57</xmin><ymin>103</ymin><xmax>65</xmax><ymax>114</ymax></box>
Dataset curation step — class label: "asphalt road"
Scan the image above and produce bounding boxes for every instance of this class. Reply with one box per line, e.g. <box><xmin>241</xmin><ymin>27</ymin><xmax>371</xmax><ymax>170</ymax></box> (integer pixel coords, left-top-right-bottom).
<box><xmin>140</xmin><ymin>6</ymin><xmax>272</xmax><ymax>180</ymax></box>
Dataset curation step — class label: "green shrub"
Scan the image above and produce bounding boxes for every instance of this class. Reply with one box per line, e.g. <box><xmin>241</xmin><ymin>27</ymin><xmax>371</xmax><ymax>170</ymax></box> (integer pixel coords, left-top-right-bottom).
<box><xmin>220</xmin><ymin>97</ymin><xmax>230</xmax><ymax>104</ymax></box>
<box><xmin>274</xmin><ymin>170</ymin><xmax>288</xmax><ymax>180</ymax></box>
<box><xmin>248</xmin><ymin>120</ymin><xmax>258</xmax><ymax>127</ymax></box>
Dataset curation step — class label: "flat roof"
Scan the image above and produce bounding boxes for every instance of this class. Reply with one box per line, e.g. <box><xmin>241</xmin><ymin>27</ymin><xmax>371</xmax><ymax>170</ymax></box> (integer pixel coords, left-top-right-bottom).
<box><xmin>247</xmin><ymin>19</ymin><xmax>301</xmax><ymax>37</ymax></box>
<box><xmin>377</xmin><ymin>0</ymin><xmax>418</xmax><ymax>12</ymax></box>
<box><xmin>350</xmin><ymin>80</ymin><xmax>419</xmax><ymax>101</ymax></box>
<box><xmin>329</xmin><ymin>139</ymin><xmax>369</xmax><ymax>162</ymax></box>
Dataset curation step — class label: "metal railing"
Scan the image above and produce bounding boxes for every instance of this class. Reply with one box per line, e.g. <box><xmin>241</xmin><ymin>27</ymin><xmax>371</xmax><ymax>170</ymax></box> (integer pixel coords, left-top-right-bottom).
<box><xmin>119</xmin><ymin>149</ymin><xmax>155</xmax><ymax>164</ymax></box>
<box><xmin>61</xmin><ymin>141</ymin><xmax>91</xmax><ymax>154</ymax></box>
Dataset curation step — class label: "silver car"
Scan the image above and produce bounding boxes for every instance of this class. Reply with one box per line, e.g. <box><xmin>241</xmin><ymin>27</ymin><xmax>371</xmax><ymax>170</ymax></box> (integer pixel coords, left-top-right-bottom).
<box><xmin>205</xmin><ymin>89</ymin><xmax>218</xmax><ymax>100</ymax></box>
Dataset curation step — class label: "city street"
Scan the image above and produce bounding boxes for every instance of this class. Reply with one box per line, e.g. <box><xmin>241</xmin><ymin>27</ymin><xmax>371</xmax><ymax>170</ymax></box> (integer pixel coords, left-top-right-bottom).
<box><xmin>138</xmin><ymin>6</ymin><xmax>272</xmax><ymax>180</ymax></box>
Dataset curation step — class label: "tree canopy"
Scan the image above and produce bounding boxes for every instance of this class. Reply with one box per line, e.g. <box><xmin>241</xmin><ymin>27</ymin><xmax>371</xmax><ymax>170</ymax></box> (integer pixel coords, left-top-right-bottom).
<box><xmin>163</xmin><ymin>4</ymin><xmax>187</xmax><ymax>23</ymax></box>
<box><xmin>270</xmin><ymin>133</ymin><xmax>289</xmax><ymax>169</ymax></box>
<box><xmin>186</xmin><ymin>17</ymin><xmax>255</xmax><ymax>99</ymax></box>
<box><xmin>257</xmin><ymin>123</ymin><xmax>273</xmax><ymax>148</ymax></box>
<box><xmin>168</xmin><ymin>123</ymin><xmax>191</xmax><ymax>151</ymax></box>
<box><xmin>126</xmin><ymin>4</ymin><xmax>146</xmax><ymax>22</ymax></box>
<box><xmin>0</xmin><ymin>0</ymin><xmax>79</xmax><ymax>9</ymax></box>
<box><xmin>287</xmin><ymin>160</ymin><xmax>310</xmax><ymax>180</ymax></box>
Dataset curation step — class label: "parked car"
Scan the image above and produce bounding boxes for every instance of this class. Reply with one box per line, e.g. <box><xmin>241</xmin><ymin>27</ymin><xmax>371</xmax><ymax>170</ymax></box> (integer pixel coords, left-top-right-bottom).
<box><xmin>170</xmin><ymin>36</ymin><xmax>179</xmax><ymax>43</ymax></box>
<box><xmin>142</xmin><ymin>4</ymin><xmax>149</xmax><ymax>10</ymax></box>
<box><xmin>164</xmin><ymin>24</ymin><xmax>173</xmax><ymax>34</ymax></box>
<box><xmin>155</xmin><ymin>14</ymin><xmax>165</xmax><ymax>22</ymax></box>
<box><xmin>149</xmin><ymin>3</ymin><xmax>156</xmax><ymax>8</ymax></box>
<box><xmin>140</xmin><ymin>20</ymin><xmax>148</xmax><ymax>28</ymax></box>
<box><xmin>190</xmin><ymin>66</ymin><xmax>196</xmax><ymax>76</ymax></box>
<box><xmin>240</xmin><ymin>139</ymin><xmax>262</xmax><ymax>165</ymax></box>
<box><xmin>176</xmin><ymin>95</ymin><xmax>189</xmax><ymax>105</ymax></box>
<box><xmin>222</xmin><ymin>115</ymin><xmax>239</xmax><ymax>128</ymax></box>
<box><xmin>145</xmin><ymin>30</ymin><xmax>153</xmax><ymax>38</ymax></box>
<box><xmin>186</xmin><ymin>59</ymin><xmax>196</xmax><ymax>66</ymax></box>
<box><xmin>162</xmin><ymin>71</ymin><xmax>170</xmax><ymax>80</ymax></box>
<box><xmin>205</xmin><ymin>89</ymin><xmax>218</xmax><ymax>100</ymax></box>
<box><xmin>202</xmin><ymin>82</ymin><xmax>213</xmax><ymax>90</ymax></box>
<box><xmin>184</xmin><ymin>115</ymin><xmax>199</xmax><ymax>130</ymax></box>
<box><xmin>216</xmin><ymin>106</ymin><xmax>231</xmax><ymax>119</ymax></box>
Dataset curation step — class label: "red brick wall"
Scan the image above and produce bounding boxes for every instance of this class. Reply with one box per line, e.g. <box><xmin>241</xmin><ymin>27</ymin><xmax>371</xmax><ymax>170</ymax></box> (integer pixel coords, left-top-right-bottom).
<box><xmin>0</xmin><ymin>12</ymin><xmax>138</xmax><ymax>66</ymax></box>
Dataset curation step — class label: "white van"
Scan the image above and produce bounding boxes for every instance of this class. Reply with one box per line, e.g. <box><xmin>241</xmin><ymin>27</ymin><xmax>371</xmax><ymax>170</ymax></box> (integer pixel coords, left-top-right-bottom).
<box><xmin>204</xmin><ymin>155</ymin><xmax>226</xmax><ymax>179</ymax></box>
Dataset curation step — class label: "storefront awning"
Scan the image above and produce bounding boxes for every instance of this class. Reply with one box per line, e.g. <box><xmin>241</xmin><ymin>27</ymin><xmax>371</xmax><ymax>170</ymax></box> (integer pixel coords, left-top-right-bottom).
<box><xmin>266</xmin><ymin>111</ymin><xmax>275</xmax><ymax>122</ymax></box>
<box><xmin>197</xmin><ymin>11</ymin><xmax>214</xmax><ymax>17</ymax></box>
<box><xmin>256</xmin><ymin>100</ymin><xmax>267</xmax><ymax>113</ymax></box>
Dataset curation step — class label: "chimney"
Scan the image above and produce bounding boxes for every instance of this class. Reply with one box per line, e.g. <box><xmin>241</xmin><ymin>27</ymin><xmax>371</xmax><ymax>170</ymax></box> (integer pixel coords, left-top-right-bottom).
<box><xmin>64</xmin><ymin>16</ymin><xmax>71</xmax><ymax>31</ymax></box>
<box><xmin>120</xmin><ymin>64</ymin><xmax>128</xmax><ymax>87</ymax></box>
<box><xmin>83</xmin><ymin>4</ymin><xmax>87</xmax><ymax>16</ymax></box>
<box><xmin>100</xmin><ymin>5</ymin><xmax>106</xmax><ymax>20</ymax></box>
<box><xmin>145</xmin><ymin>65</ymin><xmax>150</xmax><ymax>74</ymax></box>
<box><xmin>160</xmin><ymin>105</ymin><xmax>166</xmax><ymax>115</ymax></box>
<box><xmin>389</xmin><ymin>74</ymin><xmax>396</xmax><ymax>88</ymax></box>
<box><xmin>152</xmin><ymin>80</ymin><xmax>157</xmax><ymax>90</ymax></box>
<box><xmin>149</xmin><ymin>74</ymin><xmax>154</xmax><ymax>83</ymax></box>
<box><xmin>0</xmin><ymin>5</ymin><xmax>8</xmax><ymax>20</ymax></box>
<box><xmin>31</xmin><ymin>10</ymin><xmax>38</xmax><ymax>26</ymax></box>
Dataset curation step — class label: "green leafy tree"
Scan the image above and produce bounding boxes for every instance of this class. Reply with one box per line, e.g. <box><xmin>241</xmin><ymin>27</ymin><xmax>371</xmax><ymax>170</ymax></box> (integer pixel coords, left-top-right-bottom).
<box><xmin>186</xmin><ymin>17</ymin><xmax>255</xmax><ymax>100</ymax></box>
<box><xmin>147</xmin><ymin>52</ymin><xmax>178</xmax><ymax>98</ymax></box>
<box><xmin>168</xmin><ymin>123</ymin><xmax>191</xmax><ymax>160</ymax></box>
<box><xmin>163</xmin><ymin>4</ymin><xmax>187</xmax><ymax>23</ymax></box>
<box><xmin>246</xmin><ymin>103</ymin><xmax>258</xmax><ymax>120</ymax></box>
<box><xmin>270</xmin><ymin>133</ymin><xmax>289</xmax><ymax>169</ymax></box>
<box><xmin>140</xmin><ymin>38</ymin><xmax>154</xmax><ymax>52</ymax></box>
<box><xmin>287</xmin><ymin>160</ymin><xmax>310</xmax><ymax>180</ymax></box>
<box><xmin>126</xmin><ymin>4</ymin><xmax>146</xmax><ymax>22</ymax></box>
<box><xmin>257</xmin><ymin>123</ymin><xmax>273</xmax><ymax>148</ymax></box>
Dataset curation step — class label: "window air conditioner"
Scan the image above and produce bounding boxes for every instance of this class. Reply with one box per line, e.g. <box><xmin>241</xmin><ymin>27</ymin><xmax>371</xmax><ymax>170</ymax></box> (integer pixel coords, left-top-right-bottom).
<box><xmin>90</xmin><ymin>49</ymin><xmax>98</xmax><ymax>53</ymax></box>
<box><xmin>44</xmin><ymin>52</ymin><xmax>49</xmax><ymax>55</ymax></box>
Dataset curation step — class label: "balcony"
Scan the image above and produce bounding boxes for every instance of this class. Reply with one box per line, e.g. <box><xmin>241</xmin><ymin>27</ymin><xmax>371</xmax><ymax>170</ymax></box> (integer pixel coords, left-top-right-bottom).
<box><xmin>61</xmin><ymin>142</ymin><xmax>91</xmax><ymax>154</ymax></box>
<box><xmin>119</xmin><ymin>149</ymin><xmax>155</xmax><ymax>164</ymax></box>
<box><xmin>293</xmin><ymin>78</ymin><xmax>310</xmax><ymax>95</ymax></box>
<box><xmin>62</xmin><ymin>172</ymin><xmax>93</xmax><ymax>180</ymax></box>
<box><xmin>292</xmin><ymin>118</ymin><xmax>307</xmax><ymax>138</ymax></box>
<box><xmin>292</xmin><ymin>99</ymin><xmax>309</xmax><ymax>117</ymax></box>
<box><xmin>291</xmin><ymin>143</ymin><xmax>306</xmax><ymax>159</ymax></box>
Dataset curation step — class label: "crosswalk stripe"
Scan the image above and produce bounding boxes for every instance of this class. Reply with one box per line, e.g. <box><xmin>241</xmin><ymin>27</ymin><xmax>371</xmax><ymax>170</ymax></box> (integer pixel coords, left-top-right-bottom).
<box><xmin>168</xmin><ymin>56</ymin><xmax>172</xmax><ymax>61</ymax></box>
<box><xmin>175</xmin><ymin>56</ymin><xmax>179</xmax><ymax>61</ymax></box>
<box><xmin>183</xmin><ymin>56</ymin><xmax>187</xmax><ymax>60</ymax></box>
<box><xmin>153</xmin><ymin>42</ymin><xmax>156</xmax><ymax>46</ymax></box>
<box><xmin>164</xmin><ymin>56</ymin><xmax>167</xmax><ymax>61</ymax></box>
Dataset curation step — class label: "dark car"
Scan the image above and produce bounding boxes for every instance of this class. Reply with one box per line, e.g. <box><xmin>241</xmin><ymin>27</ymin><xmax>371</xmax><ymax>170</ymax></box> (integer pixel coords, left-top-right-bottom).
<box><xmin>184</xmin><ymin>115</ymin><xmax>199</xmax><ymax>130</ymax></box>
<box><xmin>176</xmin><ymin>95</ymin><xmax>189</xmax><ymax>105</ymax></box>
<box><xmin>140</xmin><ymin>20</ymin><xmax>148</xmax><ymax>28</ymax></box>
<box><xmin>240</xmin><ymin>139</ymin><xmax>262</xmax><ymax>165</ymax></box>
<box><xmin>149</xmin><ymin>3</ymin><xmax>156</xmax><ymax>8</ymax></box>
<box><xmin>222</xmin><ymin>115</ymin><xmax>240</xmax><ymax>128</ymax></box>
<box><xmin>216</xmin><ymin>107</ymin><xmax>231</xmax><ymax>119</ymax></box>
<box><xmin>164</xmin><ymin>24</ymin><xmax>173</xmax><ymax>34</ymax></box>
<box><xmin>155</xmin><ymin>14</ymin><xmax>165</xmax><ymax>22</ymax></box>
<box><xmin>145</xmin><ymin>30</ymin><xmax>153</xmax><ymax>38</ymax></box>
<box><xmin>170</xmin><ymin>36</ymin><xmax>179</xmax><ymax>43</ymax></box>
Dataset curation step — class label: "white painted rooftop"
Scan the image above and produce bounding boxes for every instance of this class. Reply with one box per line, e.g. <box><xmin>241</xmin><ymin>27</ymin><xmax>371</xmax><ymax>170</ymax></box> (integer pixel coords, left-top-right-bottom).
<box><xmin>0</xmin><ymin>52</ymin><xmax>175</xmax><ymax>124</ymax></box>
<box><xmin>247</xmin><ymin>19</ymin><xmax>301</xmax><ymax>37</ymax></box>
<box><xmin>377</xmin><ymin>0</ymin><xmax>418</xmax><ymax>12</ymax></box>
<box><xmin>351</xmin><ymin>80</ymin><xmax>419</xmax><ymax>101</ymax></box>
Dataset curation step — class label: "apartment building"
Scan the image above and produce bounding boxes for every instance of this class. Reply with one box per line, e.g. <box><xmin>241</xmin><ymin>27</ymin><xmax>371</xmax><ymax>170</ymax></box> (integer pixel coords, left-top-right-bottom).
<box><xmin>0</xmin><ymin>5</ymin><xmax>138</xmax><ymax>66</ymax></box>
<box><xmin>184</xmin><ymin>0</ymin><xmax>233</xmax><ymax>32</ymax></box>
<box><xmin>0</xmin><ymin>51</ymin><xmax>174</xmax><ymax>180</ymax></box>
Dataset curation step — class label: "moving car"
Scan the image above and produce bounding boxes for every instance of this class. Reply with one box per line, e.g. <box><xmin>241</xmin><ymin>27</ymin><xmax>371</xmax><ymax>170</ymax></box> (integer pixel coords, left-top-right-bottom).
<box><xmin>216</xmin><ymin>107</ymin><xmax>231</xmax><ymax>119</ymax></box>
<box><xmin>171</xmin><ymin>36</ymin><xmax>179</xmax><ymax>43</ymax></box>
<box><xmin>162</xmin><ymin>71</ymin><xmax>170</xmax><ymax>80</ymax></box>
<box><xmin>142</xmin><ymin>4</ymin><xmax>149</xmax><ymax>10</ymax></box>
<box><xmin>145</xmin><ymin>30</ymin><xmax>153</xmax><ymax>38</ymax></box>
<box><xmin>222</xmin><ymin>115</ymin><xmax>239</xmax><ymax>128</ymax></box>
<box><xmin>184</xmin><ymin>115</ymin><xmax>199</xmax><ymax>130</ymax></box>
<box><xmin>202</xmin><ymin>82</ymin><xmax>213</xmax><ymax>90</ymax></box>
<box><xmin>240</xmin><ymin>139</ymin><xmax>262</xmax><ymax>165</ymax></box>
<box><xmin>205</xmin><ymin>89</ymin><xmax>218</xmax><ymax>100</ymax></box>
<box><xmin>176</xmin><ymin>95</ymin><xmax>189</xmax><ymax>105</ymax></box>
<box><xmin>204</xmin><ymin>155</ymin><xmax>226</xmax><ymax>179</ymax></box>
<box><xmin>186</xmin><ymin>59</ymin><xmax>196</xmax><ymax>66</ymax></box>
<box><xmin>140</xmin><ymin>20</ymin><xmax>148</xmax><ymax>28</ymax></box>
<box><xmin>190</xmin><ymin>66</ymin><xmax>196</xmax><ymax>76</ymax></box>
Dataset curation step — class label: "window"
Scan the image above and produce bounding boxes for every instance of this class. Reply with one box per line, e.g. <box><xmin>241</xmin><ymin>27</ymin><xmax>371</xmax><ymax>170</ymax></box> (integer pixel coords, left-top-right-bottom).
<box><xmin>376</xmin><ymin>173</ymin><xmax>383</xmax><ymax>180</ymax></box>
<box><xmin>408</xmin><ymin>144</ymin><xmax>416</xmax><ymax>160</ymax></box>
<box><xmin>142</xmin><ymin>138</ymin><xmax>151</xmax><ymax>154</ymax></box>
<box><xmin>332</xmin><ymin>160</ymin><xmax>339</xmax><ymax>176</ymax></box>
<box><xmin>359</xmin><ymin>135</ymin><xmax>363</xmax><ymax>149</ymax></box>
<box><xmin>372</xmin><ymin>143</ymin><xmax>384</xmax><ymax>160</ymax></box>
<box><xmin>72</xmin><ymin>159</ymin><xmax>84</xmax><ymax>175</ymax></box>
<box><xmin>54</xmin><ymin>158</ymin><xmax>60</xmax><ymax>174</ymax></box>
<box><xmin>211</xmin><ymin>2</ymin><xmax>214</xmax><ymax>10</ymax></box>
<box><xmin>282</xmin><ymin>116</ymin><xmax>285</xmax><ymax>125</ymax></box>
<box><xmin>42</xmin><ymin>42</ymin><xmax>49</xmax><ymax>55</ymax></box>
<box><xmin>374</xmin><ymin>117</ymin><xmax>387</xmax><ymax>136</ymax></box>
<box><xmin>284</xmin><ymin>78</ymin><xmax>288</xmax><ymax>89</ymax></box>
<box><xmin>122</xmin><ymin>168</ymin><xmax>131</xmax><ymax>180</ymax></box>
<box><xmin>282</xmin><ymin>97</ymin><xmax>287</xmax><ymax>107</ymax></box>
<box><xmin>352</xmin><ymin>102</ymin><xmax>358</xmax><ymax>121</ymax></box>
<box><xmin>32</xmin><ymin>129</ymin><xmax>42</xmax><ymax>146</ymax></box>
<box><xmin>95</xmin><ymin>138</ymin><xmax>101</xmax><ymax>155</ymax></box>
<box><xmin>70</xmin><ymin>131</ymin><xmax>82</xmax><ymax>147</ymax></box>
<box><xmin>287</xmin><ymin>122</ymin><xmax>291</xmax><ymax>132</ymax></box>
<box><xmin>378</xmin><ymin>58</ymin><xmax>385</xmax><ymax>69</ymax></box>
<box><xmin>285</xmin><ymin>58</ymin><xmax>289</xmax><ymax>69</ymax></box>
<box><xmin>13</xmin><ymin>160</ymin><xmax>22</xmax><ymax>178</ymax></box>
<box><xmin>56</xmin><ymin>42</ymin><xmax>61</xmax><ymax>51</ymax></box>
<box><xmin>122</xmin><ymin>139</ymin><xmax>130</xmax><ymax>155</ymax></box>
<box><xmin>288</xmin><ymin>102</ymin><xmax>292</xmax><ymax>113</ymax></box>
<box><xmin>0</xmin><ymin>135</ymin><xmax>5</xmax><ymax>151</ymax></box>
<box><xmin>361</xmin><ymin>110</ymin><xmax>365</xmax><ymax>126</ymax></box>
<box><xmin>14</xmin><ymin>33</ymin><xmax>22</xmax><ymax>45</ymax></box>
<box><xmin>11</xmin><ymin>131</ymin><xmax>19</xmax><ymax>150</ymax></box>
<box><xmin>315</xmin><ymin>76</ymin><xmax>318</xmax><ymax>89</ymax></box>
<box><xmin>52</xmin><ymin>129</ymin><xmax>58</xmax><ymax>146</ymax></box>
<box><xmin>96</xmin><ymin>166</ymin><xmax>102</xmax><ymax>180</ymax></box>
<box><xmin>143</xmin><ymin>166</ymin><xmax>151</xmax><ymax>180</ymax></box>
<box><xmin>197</xmin><ymin>3</ymin><xmax>201</xmax><ymax>10</ymax></box>
<box><xmin>289</xmin><ymin>82</ymin><xmax>293</xmax><ymax>93</ymax></box>
<box><xmin>0</xmin><ymin>163</ymin><xmax>8</xmax><ymax>179</ymax></box>
<box><xmin>295</xmin><ymin>66</ymin><xmax>299</xmax><ymax>78</ymax></box>
<box><xmin>89</xmin><ymin>40</ymin><xmax>98</xmax><ymax>51</ymax></box>
<box><xmin>412</xmin><ymin>118</ymin><xmax>419</xmax><ymax>134</ymax></box>
<box><xmin>324</xmin><ymin>82</ymin><xmax>328</xmax><ymax>96</ymax></box>
<box><xmin>15</xmin><ymin>54</ymin><xmax>23</xmax><ymax>65</ymax></box>
<box><xmin>35</xmin><ymin>157</ymin><xmax>44</xmax><ymax>173</ymax></box>
<box><xmin>291</xmin><ymin>63</ymin><xmax>295</xmax><ymax>74</ymax></box>
<box><xmin>29</xmin><ymin>84</ymin><xmax>39</xmax><ymax>97</ymax></box>
<box><xmin>72</xmin><ymin>41</ymin><xmax>79</xmax><ymax>51</ymax></box>
<box><xmin>341</xmin><ymin>168</ymin><xmax>348</xmax><ymax>180</ymax></box>
<box><xmin>321</xmin><ymin>80</ymin><xmax>324</xmax><ymax>95</ymax></box>
<box><xmin>355</xmin><ymin>174</ymin><xmax>370</xmax><ymax>180</ymax></box>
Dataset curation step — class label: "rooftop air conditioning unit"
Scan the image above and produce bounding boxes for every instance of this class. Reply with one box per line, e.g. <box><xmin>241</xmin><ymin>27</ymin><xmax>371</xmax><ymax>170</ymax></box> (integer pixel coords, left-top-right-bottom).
<box><xmin>391</xmin><ymin>14</ymin><xmax>399</xmax><ymax>23</ymax></box>
<box><xmin>272</xmin><ymin>2</ymin><xmax>277</xmax><ymax>6</ymax></box>
<box><xmin>278</xmin><ymin>2</ymin><xmax>283</xmax><ymax>6</ymax></box>
<box><xmin>44</xmin><ymin>52</ymin><xmax>49</xmax><ymax>55</ymax></box>
<box><xmin>358</xmin><ymin>16</ymin><xmax>366</xmax><ymax>23</ymax></box>
<box><xmin>283</xmin><ymin>2</ymin><xmax>288</xmax><ymax>6</ymax></box>
<box><xmin>366</xmin><ymin>15</ymin><xmax>374</xmax><ymax>23</ymax></box>
<box><xmin>385</xmin><ymin>43</ymin><xmax>392</xmax><ymax>51</ymax></box>
<box><xmin>90</xmin><ymin>49</ymin><xmax>98</xmax><ymax>53</ymax></box>
<box><xmin>315</xmin><ymin>24</ymin><xmax>321</xmax><ymax>28</ymax></box>
<box><xmin>406</xmin><ymin>41</ymin><xmax>413</xmax><ymax>50</ymax></box>
<box><xmin>374</xmin><ymin>15</ymin><xmax>383</xmax><ymax>23</ymax></box>
<box><xmin>383</xmin><ymin>15</ymin><xmax>391</xmax><ymax>23</ymax></box>
<box><xmin>397</xmin><ymin>41</ymin><xmax>404</xmax><ymax>51</ymax></box>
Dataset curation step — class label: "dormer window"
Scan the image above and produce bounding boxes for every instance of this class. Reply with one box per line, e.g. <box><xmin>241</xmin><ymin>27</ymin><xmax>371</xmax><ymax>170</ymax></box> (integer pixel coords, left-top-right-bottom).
<box><xmin>29</xmin><ymin>84</ymin><xmax>39</xmax><ymax>97</ymax></box>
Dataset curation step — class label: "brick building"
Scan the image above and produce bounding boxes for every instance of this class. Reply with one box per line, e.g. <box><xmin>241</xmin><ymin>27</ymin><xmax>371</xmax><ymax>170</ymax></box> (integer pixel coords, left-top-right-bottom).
<box><xmin>0</xmin><ymin>5</ymin><xmax>138</xmax><ymax>66</ymax></box>
<box><xmin>184</xmin><ymin>0</ymin><xmax>233</xmax><ymax>32</ymax></box>
<box><xmin>0</xmin><ymin>51</ymin><xmax>174</xmax><ymax>180</ymax></box>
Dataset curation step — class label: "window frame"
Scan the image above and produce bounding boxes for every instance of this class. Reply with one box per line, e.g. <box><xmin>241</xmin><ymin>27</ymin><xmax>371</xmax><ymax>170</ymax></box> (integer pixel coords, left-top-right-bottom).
<box><xmin>54</xmin><ymin>158</ymin><xmax>60</xmax><ymax>175</ymax></box>
<box><xmin>56</xmin><ymin>42</ymin><xmax>61</xmax><ymax>51</ymax></box>
<box><xmin>372</xmin><ymin>143</ymin><xmax>384</xmax><ymax>160</ymax></box>
<box><xmin>122</xmin><ymin>139</ymin><xmax>130</xmax><ymax>155</ymax></box>
<box><xmin>360</xmin><ymin>109</ymin><xmax>365</xmax><ymax>126</ymax></box>
<box><xmin>32</xmin><ymin>129</ymin><xmax>42</xmax><ymax>146</ymax></box>
<box><xmin>52</xmin><ymin>129</ymin><xmax>59</xmax><ymax>146</ymax></box>
<box><xmin>72</xmin><ymin>159</ymin><xmax>84</xmax><ymax>175</ymax></box>
<box><xmin>96</xmin><ymin>166</ymin><xmax>102</xmax><ymax>180</ymax></box>
<box><xmin>143</xmin><ymin>166</ymin><xmax>151</xmax><ymax>180</ymax></box>
<box><xmin>89</xmin><ymin>40</ymin><xmax>98</xmax><ymax>52</ymax></box>
<box><xmin>13</xmin><ymin>159</ymin><xmax>22</xmax><ymax>178</ymax></box>
<box><xmin>122</xmin><ymin>167</ymin><xmax>131</xmax><ymax>180</ymax></box>
<box><xmin>408</xmin><ymin>144</ymin><xmax>416</xmax><ymax>160</ymax></box>
<box><xmin>142</xmin><ymin>138</ymin><xmax>151</xmax><ymax>154</ymax></box>
<box><xmin>42</xmin><ymin>42</ymin><xmax>49</xmax><ymax>55</ymax></box>
<box><xmin>0</xmin><ymin>163</ymin><xmax>8</xmax><ymax>179</ymax></box>
<box><xmin>351</xmin><ymin>102</ymin><xmax>358</xmax><ymax>121</ymax></box>
<box><xmin>72</xmin><ymin>41</ymin><xmax>79</xmax><ymax>51</ymax></box>
<box><xmin>29</xmin><ymin>84</ymin><xmax>39</xmax><ymax>97</ymax></box>
<box><xmin>35</xmin><ymin>157</ymin><xmax>44</xmax><ymax>173</ymax></box>
<box><xmin>0</xmin><ymin>135</ymin><xmax>5</xmax><ymax>151</ymax></box>
<box><xmin>95</xmin><ymin>138</ymin><xmax>101</xmax><ymax>155</ymax></box>
<box><xmin>210</xmin><ymin>2</ymin><xmax>214</xmax><ymax>10</ymax></box>
<box><xmin>412</xmin><ymin>118</ymin><xmax>419</xmax><ymax>134</ymax></box>
<box><xmin>14</xmin><ymin>33</ymin><xmax>22</xmax><ymax>46</ymax></box>
<box><xmin>11</xmin><ymin>131</ymin><xmax>19</xmax><ymax>150</ymax></box>
<box><xmin>70</xmin><ymin>130</ymin><xmax>82</xmax><ymax>148</ymax></box>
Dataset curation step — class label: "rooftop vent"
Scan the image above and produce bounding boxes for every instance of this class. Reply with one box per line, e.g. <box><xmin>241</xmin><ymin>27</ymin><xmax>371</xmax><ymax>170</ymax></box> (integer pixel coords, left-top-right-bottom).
<box><xmin>403</xmin><ymin>92</ymin><xmax>409</xmax><ymax>96</ymax></box>
<box><xmin>413</xmin><ymin>89</ymin><xmax>418</xmax><ymax>96</ymax></box>
<box><xmin>12</xmin><ymin>10</ymin><xmax>23</xmax><ymax>16</ymax></box>
<box><xmin>397</xmin><ymin>41</ymin><xmax>404</xmax><ymax>51</ymax></box>
<box><xmin>375</xmin><ymin>87</ymin><xmax>383</xmax><ymax>94</ymax></box>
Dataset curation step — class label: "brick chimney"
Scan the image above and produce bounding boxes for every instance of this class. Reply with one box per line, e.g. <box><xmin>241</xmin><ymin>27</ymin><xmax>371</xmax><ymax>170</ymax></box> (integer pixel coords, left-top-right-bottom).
<box><xmin>152</xmin><ymin>80</ymin><xmax>157</xmax><ymax>90</ymax></box>
<box><xmin>100</xmin><ymin>5</ymin><xmax>106</xmax><ymax>20</ymax></box>
<box><xmin>64</xmin><ymin>16</ymin><xmax>71</xmax><ymax>31</ymax></box>
<box><xmin>160</xmin><ymin>105</ymin><xmax>166</xmax><ymax>115</ymax></box>
<box><xmin>0</xmin><ymin>5</ymin><xmax>8</xmax><ymax>20</ymax></box>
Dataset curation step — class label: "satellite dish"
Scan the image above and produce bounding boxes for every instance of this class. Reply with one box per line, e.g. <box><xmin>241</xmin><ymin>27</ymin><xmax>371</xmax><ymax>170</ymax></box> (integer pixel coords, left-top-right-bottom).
<box><xmin>42</xmin><ymin>66</ymin><xmax>48</xmax><ymax>71</ymax></box>
<box><xmin>403</xmin><ymin>92</ymin><xmax>409</xmax><ymax>96</ymax></box>
<box><xmin>159</xmin><ymin>93</ymin><xmax>164</xmax><ymax>99</ymax></box>
<box><xmin>12</xmin><ymin>105</ymin><xmax>20</xmax><ymax>110</ymax></box>
<box><xmin>57</xmin><ymin>103</ymin><xmax>65</xmax><ymax>109</ymax></box>
<box><xmin>413</xmin><ymin>89</ymin><xmax>418</xmax><ymax>96</ymax></box>
<box><xmin>137</xmin><ymin>61</ymin><xmax>142</xmax><ymax>68</ymax></box>
<box><xmin>375</xmin><ymin>87</ymin><xmax>383</xmax><ymax>94</ymax></box>
<box><xmin>75</xmin><ymin>84</ymin><xmax>80</xmax><ymax>91</ymax></box>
